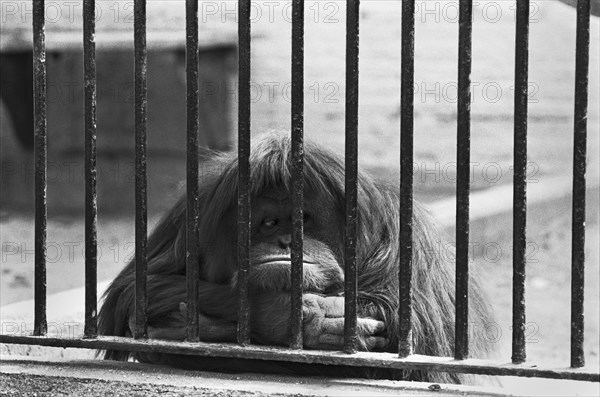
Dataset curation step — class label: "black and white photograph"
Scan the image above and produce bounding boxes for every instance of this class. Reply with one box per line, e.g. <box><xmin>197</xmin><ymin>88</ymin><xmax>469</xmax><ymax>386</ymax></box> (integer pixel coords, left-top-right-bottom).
<box><xmin>1</xmin><ymin>1</ymin><xmax>599</xmax><ymax>396</ymax></box>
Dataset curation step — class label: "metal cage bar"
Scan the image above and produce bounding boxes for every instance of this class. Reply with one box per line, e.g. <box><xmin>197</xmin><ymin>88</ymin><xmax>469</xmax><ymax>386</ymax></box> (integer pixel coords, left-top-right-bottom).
<box><xmin>185</xmin><ymin>0</ymin><xmax>201</xmax><ymax>343</ymax></box>
<box><xmin>344</xmin><ymin>0</ymin><xmax>360</xmax><ymax>354</ymax></box>
<box><xmin>33</xmin><ymin>0</ymin><xmax>48</xmax><ymax>337</ymax></box>
<box><xmin>571</xmin><ymin>0</ymin><xmax>591</xmax><ymax>369</ymax></box>
<box><xmin>133</xmin><ymin>0</ymin><xmax>148</xmax><ymax>340</ymax></box>
<box><xmin>454</xmin><ymin>0</ymin><xmax>473</xmax><ymax>361</ymax></box>
<box><xmin>83</xmin><ymin>0</ymin><xmax>98</xmax><ymax>338</ymax></box>
<box><xmin>4</xmin><ymin>335</ymin><xmax>598</xmax><ymax>382</ymax></box>
<box><xmin>290</xmin><ymin>0</ymin><xmax>305</xmax><ymax>350</ymax></box>
<box><xmin>512</xmin><ymin>0</ymin><xmax>530</xmax><ymax>365</ymax></box>
<box><xmin>237</xmin><ymin>0</ymin><xmax>252</xmax><ymax>346</ymax></box>
<box><xmin>398</xmin><ymin>0</ymin><xmax>415</xmax><ymax>359</ymax></box>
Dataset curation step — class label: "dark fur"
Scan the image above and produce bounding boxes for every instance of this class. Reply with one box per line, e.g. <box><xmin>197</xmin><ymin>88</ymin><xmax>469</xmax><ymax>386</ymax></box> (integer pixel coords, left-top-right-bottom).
<box><xmin>98</xmin><ymin>133</ymin><xmax>495</xmax><ymax>383</ymax></box>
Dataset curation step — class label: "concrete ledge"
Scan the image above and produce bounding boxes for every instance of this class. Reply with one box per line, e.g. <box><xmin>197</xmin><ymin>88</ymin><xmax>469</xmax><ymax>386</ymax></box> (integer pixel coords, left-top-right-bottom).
<box><xmin>428</xmin><ymin>172</ymin><xmax>599</xmax><ymax>227</ymax></box>
<box><xmin>0</xmin><ymin>355</ymin><xmax>506</xmax><ymax>397</ymax></box>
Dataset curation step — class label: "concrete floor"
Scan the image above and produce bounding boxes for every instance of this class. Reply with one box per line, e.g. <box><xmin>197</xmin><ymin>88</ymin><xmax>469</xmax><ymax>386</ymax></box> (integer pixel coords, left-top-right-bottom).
<box><xmin>0</xmin><ymin>356</ymin><xmax>508</xmax><ymax>397</ymax></box>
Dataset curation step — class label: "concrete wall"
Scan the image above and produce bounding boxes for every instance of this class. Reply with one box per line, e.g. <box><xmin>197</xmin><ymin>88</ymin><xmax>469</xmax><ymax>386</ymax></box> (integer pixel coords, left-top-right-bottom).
<box><xmin>1</xmin><ymin>45</ymin><xmax>236</xmax><ymax>217</ymax></box>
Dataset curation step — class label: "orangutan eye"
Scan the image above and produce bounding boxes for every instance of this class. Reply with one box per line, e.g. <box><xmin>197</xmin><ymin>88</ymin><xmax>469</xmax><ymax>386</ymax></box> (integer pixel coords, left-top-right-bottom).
<box><xmin>262</xmin><ymin>218</ymin><xmax>278</xmax><ymax>228</ymax></box>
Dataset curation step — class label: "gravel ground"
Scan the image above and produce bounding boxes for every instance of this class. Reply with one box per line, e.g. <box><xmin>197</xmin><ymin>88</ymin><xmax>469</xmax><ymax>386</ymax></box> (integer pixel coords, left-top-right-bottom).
<box><xmin>0</xmin><ymin>373</ymin><xmax>286</xmax><ymax>397</ymax></box>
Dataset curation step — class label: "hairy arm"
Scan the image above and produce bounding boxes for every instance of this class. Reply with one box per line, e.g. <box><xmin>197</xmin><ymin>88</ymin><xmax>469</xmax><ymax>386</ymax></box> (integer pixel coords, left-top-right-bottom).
<box><xmin>250</xmin><ymin>292</ymin><xmax>386</xmax><ymax>350</ymax></box>
<box><xmin>120</xmin><ymin>276</ymin><xmax>238</xmax><ymax>342</ymax></box>
<box><xmin>127</xmin><ymin>276</ymin><xmax>385</xmax><ymax>350</ymax></box>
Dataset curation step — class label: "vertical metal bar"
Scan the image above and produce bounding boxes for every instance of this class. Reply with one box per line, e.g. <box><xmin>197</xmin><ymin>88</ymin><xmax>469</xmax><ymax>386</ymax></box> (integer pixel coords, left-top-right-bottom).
<box><xmin>344</xmin><ymin>0</ymin><xmax>360</xmax><ymax>354</ymax></box>
<box><xmin>398</xmin><ymin>0</ymin><xmax>415</xmax><ymax>358</ymax></box>
<box><xmin>237</xmin><ymin>0</ymin><xmax>252</xmax><ymax>346</ymax></box>
<box><xmin>33</xmin><ymin>0</ymin><xmax>47</xmax><ymax>337</ymax></box>
<box><xmin>83</xmin><ymin>0</ymin><xmax>98</xmax><ymax>338</ymax></box>
<box><xmin>571</xmin><ymin>0</ymin><xmax>590</xmax><ymax>369</ymax></box>
<box><xmin>186</xmin><ymin>0</ymin><xmax>201</xmax><ymax>342</ymax></box>
<box><xmin>455</xmin><ymin>0</ymin><xmax>472</xmax><ymax>360</ymax></box>
<box><xmin>133</xmin><ymin>0</ymin><xmax>148</xmax><ymax>340</ymax></box>
<box><xmin>512</xmin><ymin>0</ymin><xmax>530</xmax><ymax>365</ymax></box>
<box><xmin>290</xmin><ymin>0</ymin><xmax>305</xmax><ymax>350</ymax></box>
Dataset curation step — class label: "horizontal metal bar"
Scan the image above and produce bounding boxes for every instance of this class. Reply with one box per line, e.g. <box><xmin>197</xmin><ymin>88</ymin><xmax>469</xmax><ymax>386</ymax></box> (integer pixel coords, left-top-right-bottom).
<box><xmin>1</xmin><ymin>335</ymin><xmax>598</xmax><ymax>382</ymax></box>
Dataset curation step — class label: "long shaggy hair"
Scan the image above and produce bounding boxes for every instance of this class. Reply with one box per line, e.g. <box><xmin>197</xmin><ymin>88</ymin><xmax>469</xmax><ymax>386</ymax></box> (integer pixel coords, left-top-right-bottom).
<box><xmin>98</xmin><ymin>133</ymin><xmax>495</xmax><ymax>383</ymax></box>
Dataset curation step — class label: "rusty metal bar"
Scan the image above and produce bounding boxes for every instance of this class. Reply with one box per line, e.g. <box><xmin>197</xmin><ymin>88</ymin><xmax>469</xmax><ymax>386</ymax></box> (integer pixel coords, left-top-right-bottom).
<box><xmin>512</xmin><ymin>0</ymin><xmax>530</xmax><ymax>365</ymax></box>
<box><xmin>186</xmin><ymin>0</ymin><xmax>201</xmax><ymax>342</ymax></box>
<box><xmin>290</xmin><ymin>0</ymin><xmax>305</xmax><ymax>350</ymax></box>
<box><xmin>398</xmin><ymin>0</ymin><xmax>415</xmax><ymax>358</ymax></box>
<box><xmin>454</xmin><ymin>0</ymin><xmax>472</xmax><ymax>361</ymax></box>
<box><xmin>571</xmin><ymin>0</ymin><xmax>591</xmax><ymax>369</ymax></box>
<box><xmin>133</xmin><ymin>0</ymin><xmax>148</xmax><ymax>340</ymax></box>
<box><xmin>2</xmin><ymin>335</ymin><xmax>598</xmax><ymax>382</ymax></box>
<box><xmin>32</xmin><ymin>0</ymin><xmax>47</xmax><ymax>337</ymax></box>
<box><xmin>344</xmin><ymin>0</ymin><xmax>360</xmax><ymax>354</ymax></box>
<box><xmin>237</xmin><ymin>0</ymin><xmax>252</xmax><ymax>346</ymax></box>
<box><xmin>83</xmin><ymin>0</ymin><xmax>98</xmax><ymax>338</ymax></box>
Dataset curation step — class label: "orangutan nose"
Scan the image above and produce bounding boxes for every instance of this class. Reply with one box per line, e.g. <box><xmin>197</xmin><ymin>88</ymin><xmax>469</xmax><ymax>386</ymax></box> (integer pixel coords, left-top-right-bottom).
<box><xmin>277</xmin><ymin>234</ymin><xmax>292</xmax><ymax>249</ymax></box>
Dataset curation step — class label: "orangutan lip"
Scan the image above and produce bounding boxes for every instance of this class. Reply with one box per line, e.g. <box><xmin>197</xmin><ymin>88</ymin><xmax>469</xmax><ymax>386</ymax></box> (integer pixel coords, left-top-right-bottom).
<box><xmin>253</xmin><ymin>258</ymin><xmax>316</xmax><ymax>266</ymax></box>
